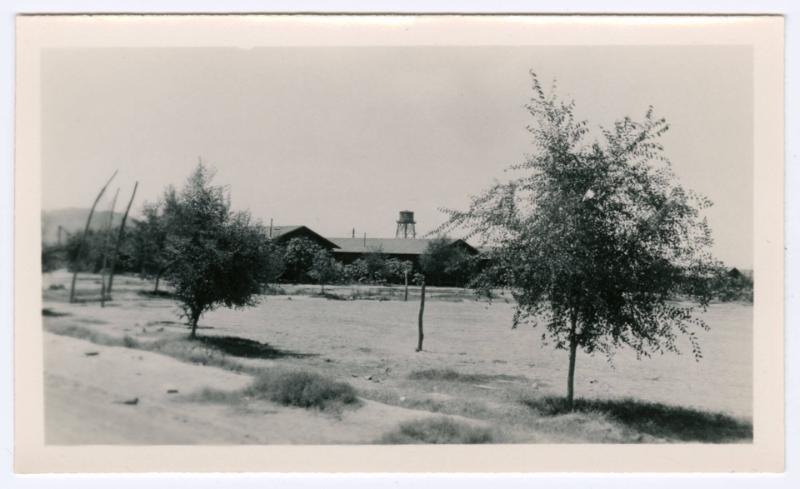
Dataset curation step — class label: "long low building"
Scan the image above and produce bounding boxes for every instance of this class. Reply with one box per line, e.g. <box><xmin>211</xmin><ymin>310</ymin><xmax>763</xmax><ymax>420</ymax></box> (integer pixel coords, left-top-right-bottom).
<box><xmin>267</xmin><ymin>212</ymin><xmax>480</xmax><ymax>270</ymax></box>
<box><xmin>327</xmin><ymin>237</ymin><xmax>478</xmax><ymax>266</ymax></box>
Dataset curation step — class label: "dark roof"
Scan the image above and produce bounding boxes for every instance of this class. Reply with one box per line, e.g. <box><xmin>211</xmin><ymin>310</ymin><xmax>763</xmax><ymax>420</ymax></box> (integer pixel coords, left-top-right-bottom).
<box><xmin>269</xmin><ymin>225</ymin><xmax>340</xmax><ymax>249</ymax></box>
<box><xmin>329</xmin><ymin>237</ymin><xmax>478</xmax><ymax>256</ymax></box>
<box><xmin>268</xmin><ymin>225</ymin><xmax>303</xmax><ymax>239</ymax></box>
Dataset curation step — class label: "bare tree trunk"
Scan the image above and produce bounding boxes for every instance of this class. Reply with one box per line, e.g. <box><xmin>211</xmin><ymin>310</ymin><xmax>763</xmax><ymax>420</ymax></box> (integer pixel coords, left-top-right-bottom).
<box><xmin>404</xmin><ymin>271</ymin><xmax>409</xmax><ymax>301</ymax></box>
<box><xmin>107</xmin><ymin>182</ymin><xmax>138</xmax><ymax>294</ymax></box>
<box><xmin>100</xmin><ymin>189</ymin><xmax>120</xmax><ymax>308</ymax></box>
<box><xmin>416</xmin><ymin>279</ymin><xmax>426</xmax><ymax>352</ymax></box>
<box><xmin>70</xmin><ymin>170</ymin><xmax>118</xmax><ymax>303</ymax></box>
<box><xmin>566</xmin><ymin>315</ymin><xmax>578</xmax><ymax>411</ymax></box>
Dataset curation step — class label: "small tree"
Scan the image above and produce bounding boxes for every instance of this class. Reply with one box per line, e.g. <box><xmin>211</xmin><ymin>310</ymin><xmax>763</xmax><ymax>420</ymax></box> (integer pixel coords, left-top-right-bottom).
<box><xmin>383</xmin><ymin>258</ymin><xmax>414</xmax><ymax>285</ymax></box>
<box><xmin>362</xmin><ymin>248</ymin><xmax>388</xmax><ymax>284</ymax></box>
<box><xmin>345</xmin><ymin>259</ymin><xmax>370</xmax><ymax>283</ymax></box>
<box><xmin>308</xmin><ymin>249</ymin><xmax>340</xmax><ymax>293</ymax></box>
<box><xmin>163</xmin><ymin>163</ymin><xmax>277</xmax><ymax>338</ymax></box>
<box><xmin>437</xmin><ymin>73</ymin><xmax>720</xmax><ymax>409</ymax></box>
<box><xmin>132</xmin><ymin>199</ymin><xmax>172</xmax><ymax>292</ymax></box>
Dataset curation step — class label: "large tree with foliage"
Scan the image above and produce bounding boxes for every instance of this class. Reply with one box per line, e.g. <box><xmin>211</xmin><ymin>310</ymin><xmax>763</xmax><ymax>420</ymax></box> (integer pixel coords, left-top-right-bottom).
<box><xmin>419</xmin><ymin>237</ymin><xmax>474</xmax><ymax>287</ymax></box>
<box><xmin>281</xmin><ymin>237</ymin><xmax>324</xmax><ymax>284</ymax></box>
<box><xmin>162</xmin><ymin>163</ymin><xmax>278</xmax><ymax>338</ymax></box>
<box><xmin>437</xmin><ymin>74</ymin><xmax>721</xmax><ymax>409</ymax></box>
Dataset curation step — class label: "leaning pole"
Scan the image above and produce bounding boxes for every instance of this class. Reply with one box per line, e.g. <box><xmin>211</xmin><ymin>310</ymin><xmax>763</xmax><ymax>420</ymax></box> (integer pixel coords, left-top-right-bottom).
<box><xmin>107</xmin><ymin>181</ymin><xmax>139</xmax><ymax>294</ymax></box>
<box><xmin>68</xmin><ymin>170</ymin><xmax>118</xmax><ymax>303</ymax></box>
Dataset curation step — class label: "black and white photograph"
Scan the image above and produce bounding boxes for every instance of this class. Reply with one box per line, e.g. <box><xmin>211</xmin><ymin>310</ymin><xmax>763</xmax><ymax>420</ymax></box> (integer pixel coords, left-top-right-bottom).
<box><xmin>11</xmin><ymin>14</ymin><xmax>785</xmax><ymax>473</ymax></box>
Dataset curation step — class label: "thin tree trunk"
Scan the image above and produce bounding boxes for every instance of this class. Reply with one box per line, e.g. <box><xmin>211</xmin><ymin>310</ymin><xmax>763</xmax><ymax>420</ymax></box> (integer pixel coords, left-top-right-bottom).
<box><xmin>100</xmin><ymin>189</ymin><xmax>120</xmax><ymax>308</ymax></box>
<box><xmin>107</xmin><ymin>181</ymin><xmax>138</xmax><ymax>294</ymax></box>
<box><xmin>189</xmin><ymin>311</ymin><xmax>199</xmax><ymax>338</ymax></box>
<box><xmin>69</xmin><ymin>170</ymin><xmax>118</xmax><ymax>303</ymax></box>
<box><xmin>566</xmin><ymin>315</ymin><xmax>578</xmax><ymax>411</ymax></box>
<box><xmin>404</xmin><ymin>271</ymin><xmax>409</xmax><ymax>301</ymax></box>
<box><xmin>416</xmin><ymin>279</ymin><xmax>426</xmax><ymax>352</ymax></box>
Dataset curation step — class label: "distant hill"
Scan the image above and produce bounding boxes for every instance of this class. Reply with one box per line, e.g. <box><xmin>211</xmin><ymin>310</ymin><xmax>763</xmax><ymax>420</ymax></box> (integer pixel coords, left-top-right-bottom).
<box><xmin>42</xmin><ymin>208</ymin><xmax>127</xmax><ymax>245</ymax></box>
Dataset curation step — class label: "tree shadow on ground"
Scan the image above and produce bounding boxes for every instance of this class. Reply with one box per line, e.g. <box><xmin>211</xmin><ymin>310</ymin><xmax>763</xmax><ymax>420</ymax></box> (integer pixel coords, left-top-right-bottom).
<box><xmin>195</xmin><ymin>335</ymin><xmax>317</xmax><ymax>360</ymax></box>
<box><xmin>522</xmin><ymin>396</ymin><xmax>752</xmax><ymax>443</ymax></box>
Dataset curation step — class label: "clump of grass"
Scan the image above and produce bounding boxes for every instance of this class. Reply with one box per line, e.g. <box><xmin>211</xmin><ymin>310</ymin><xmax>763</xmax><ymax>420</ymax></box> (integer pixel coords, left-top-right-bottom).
<box><xmin>186</xmin><ymin>386</ymin><xmax>241</xmax><ymax>404</ymax></box>
<box><xmin>409</xmin><ymin>368</ymin><xmax>485</xmax><ymax>383</ymax></box>
<box><xmin>246</xmin><ymin>370</ymin><xmax>359</xmax><ymax>410</ymax></box>
<box><xmin>42</xmin><ymin>308</ymin><xmax>69</xmax><ymax>317</ymax></box>
<box><xmin>379</xmin><ymin>417</ymin><xmax>494</xmax><ymax>444</ymax></box>
<box><xmin>137</xmin><ymin>289</ymin><xmax>175</xmax><ymax>298</ymax></box>
<box><xmin>522</xmin><ymin>396</ymin><xmax>752</xmax><ymax>443</ymax></box>
<box><xmin>409</xmin><ymin>368</ymin><xmax>524</xmax><ymax>384</ymax></box>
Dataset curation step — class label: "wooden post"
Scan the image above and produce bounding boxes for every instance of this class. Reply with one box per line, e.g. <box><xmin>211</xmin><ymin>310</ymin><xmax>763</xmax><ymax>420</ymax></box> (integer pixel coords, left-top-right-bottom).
<box><xmin>100</xmin><ymin>188</ymin><xmax>120</xmax><ymax>308</ymax></box>
<box><xmin>69</xmin><ymin>170</ymin><xmax>118</xmax><ymax>303</ymax></box>
<box><xmin>107</xmin><ymin>182</ymin><xmax>138</xmax><ymax>294</ymax></box>
<box><xmin>416</xmin><ymin>279</ymin><xmax>426</xmax><ymax>352</ymax></box>
<box><xmin>404</xmin><ymin>271</ymin><xmax>409</xmax><ymax>302</ymax></box>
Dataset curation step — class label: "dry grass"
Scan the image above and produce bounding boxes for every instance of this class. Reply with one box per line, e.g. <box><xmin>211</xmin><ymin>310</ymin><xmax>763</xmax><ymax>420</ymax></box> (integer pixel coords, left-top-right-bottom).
<box><xmin>522</xmin><ymin>396</ymin><xmax>753</xmax><ymax>442</ymax></box>
<box><xmin>189</xmin><ymin>370</ymin><xmax>360</xmax><ymax>412</ymax></box>
<box><xmin>46</xmin><ymin>321</ymin><xmax>360</xmax><ymax>412</ymax></box>
<box><xmin>45</xmin><ymin>323</ymin><xmax>139</xmax><ymax>349</ymax></box>
<box><xmin>379</xmin><ymin>417</ymin><xmax>494</xmax><ymax>444</ymax></box>
<box><xmin>44</xmin><ymin>322</ymin><xmax>250</xmax><ymax>373</ymax></box>
<box><xmin>247</xmin><ymin>370</ymin><xmax>359</xmax><ymax>410</ymax></box>
<box><xmin>408</xmin><ymin>368</ymin><xmax>525</xmax><ymax>384</ymax></box>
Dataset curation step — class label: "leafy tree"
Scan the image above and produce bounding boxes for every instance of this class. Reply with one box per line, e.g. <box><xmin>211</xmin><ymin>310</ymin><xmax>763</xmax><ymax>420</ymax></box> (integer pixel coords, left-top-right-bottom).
<box><xmin>132</xmin><ymin>199</ymin><xmax>172</xmax><ymax>292</ymax></box>
<box><xmin>419</xmin><ymin>237</ymin><xmax>474</xmax><ymax>286</ymax></box>
<box><xmin>710</xmin><ymin>267</ymin><xmax>753</xmax><ymax>302</ymax></box>
<box><xmin>384</xmin><ymin>258</ymin><xmax>414</xmax><ymax>285</ymax></box>
<box><xmin>362</xmin><ymin>248</ymin><xmax>388</xmax><ymax>284</ymax></box>
<box><xmin>308</xmin><ymin>249</ymin><xmax>342</xmax><ymax>293</ymax></box>
<box><xmin>437</xmin><ymin>73</ymin><xmax>720</xmax><ymax>409</ymax></box>
<box><xmin>163</xmin><ymin>163</ymin><xmax>278</xmax><ymax>338</ymax></box>
<box><xmin>344</xmin><ymin>259</ymin><xmax>370</xmax><ymax>283</ymax></box>
<box><xmin>282</xmin><ymin>237</ymin><xmax>324</xmax><ymax>283</ymax></box>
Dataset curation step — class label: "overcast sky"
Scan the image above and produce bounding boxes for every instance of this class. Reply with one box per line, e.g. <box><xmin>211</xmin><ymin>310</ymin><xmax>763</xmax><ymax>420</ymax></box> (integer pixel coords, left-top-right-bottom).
<box><xmin>42</xmin><ymin>46</ymin><xmax>753</xmax><ymax>268</ymax></box>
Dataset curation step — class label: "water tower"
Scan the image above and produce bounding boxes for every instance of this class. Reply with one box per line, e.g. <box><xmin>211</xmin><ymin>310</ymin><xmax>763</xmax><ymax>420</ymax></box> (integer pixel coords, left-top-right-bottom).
<box><xmin>395</xmin><ymin>210</ymin><xmax>416</xmax><ymax>239</ymax></box>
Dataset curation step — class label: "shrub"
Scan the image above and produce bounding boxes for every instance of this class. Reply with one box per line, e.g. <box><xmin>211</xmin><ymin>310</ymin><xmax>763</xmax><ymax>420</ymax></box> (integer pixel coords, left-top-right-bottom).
<box><xmin>380</xmin><ymin>417</ymin><xmax>493</xmax><ymax>444</ymax></box>
<box><xmin>246</xmin><ymin>370</ymin><xmax>359</xmax><ymax>410</ymax></box>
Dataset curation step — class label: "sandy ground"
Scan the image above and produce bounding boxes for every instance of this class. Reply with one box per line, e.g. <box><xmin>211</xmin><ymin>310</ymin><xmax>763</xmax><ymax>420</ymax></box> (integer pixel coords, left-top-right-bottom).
<box><xmin>45</xmin><ymin>332</ymin><xmax>482</xmax><ymax>444</ymax></box>
<box><xmin>42</xmin><ymin>271</ymin><xmax>752</xmax><ymax>444</ymax></box>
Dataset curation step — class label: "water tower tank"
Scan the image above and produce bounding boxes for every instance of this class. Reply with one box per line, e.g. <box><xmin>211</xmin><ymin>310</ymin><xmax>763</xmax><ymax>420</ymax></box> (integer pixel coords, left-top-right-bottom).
<box><xmin>398</xmin><ymin>211</ymin><xmax>415</xmax><ymax>224</ymax></box>
<box><xmin>395</xmin><ymin>210</ymin><xmax>417</xmax><ymax>239</ymax></box>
